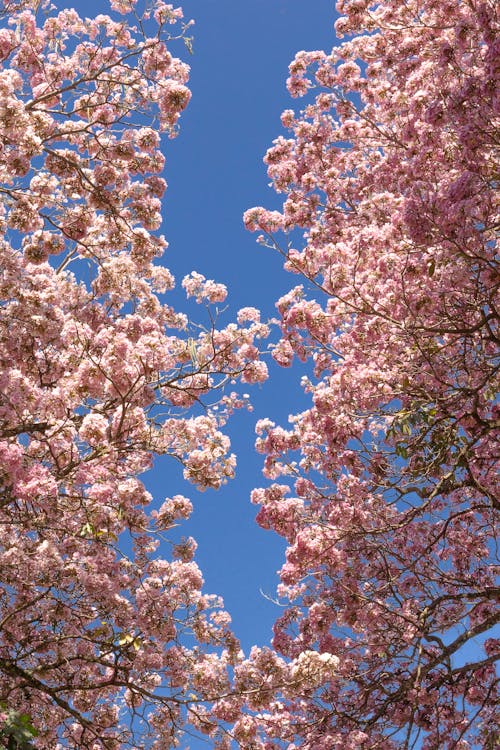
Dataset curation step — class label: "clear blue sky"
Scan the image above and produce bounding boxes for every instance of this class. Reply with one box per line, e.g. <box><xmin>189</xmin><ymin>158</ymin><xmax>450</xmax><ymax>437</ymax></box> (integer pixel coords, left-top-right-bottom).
<box><xmin>157</xmin><ymin>0</ymin><xmax>338</xmax><ymax>652</ymax></box>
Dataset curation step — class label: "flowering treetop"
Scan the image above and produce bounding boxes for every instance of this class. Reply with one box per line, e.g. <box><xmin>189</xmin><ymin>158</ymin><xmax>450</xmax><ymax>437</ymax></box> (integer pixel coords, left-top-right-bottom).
<box><xmin>238</xmin><ymin>0</ymin><xmax>499</xmax><ymax>747</ymax></box>
<box><xmin>0</xmin><ymin>1</ymin><xmax>270</xmax><ymax>747</ymax></box>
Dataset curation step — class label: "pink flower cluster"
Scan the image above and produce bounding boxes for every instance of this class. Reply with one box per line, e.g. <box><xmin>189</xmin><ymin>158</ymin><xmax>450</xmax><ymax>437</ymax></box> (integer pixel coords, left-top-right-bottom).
<box><xmin>182</xmin><ymin>271</ymin><xmax>228</xmax><ymax>304</ymax></box>
<box><xmin>0</xmin><ymin>2</ymin><xmax>270</xmax><ymax>747</ymax></box>
<box><xmin>238</xmin><ymin>0</ymin><xmax>499</xmax><ymax>747</ymax></box>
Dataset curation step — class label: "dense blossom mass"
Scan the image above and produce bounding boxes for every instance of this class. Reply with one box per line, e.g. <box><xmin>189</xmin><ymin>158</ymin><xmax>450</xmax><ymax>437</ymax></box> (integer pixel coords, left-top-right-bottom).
<box><xmin>0</xmin><ymin>0</ymin><xmax>498</xmax><ymax>748</ymax></box>
<box><xmin>0</xmin><ymin>0</ymin><xmax>270</xmax><ymax>747</ymax></box>
<box><xmin>239</xmin><ymin>0</ymin><xmax>499</xmax><ymax>748</ymax></box>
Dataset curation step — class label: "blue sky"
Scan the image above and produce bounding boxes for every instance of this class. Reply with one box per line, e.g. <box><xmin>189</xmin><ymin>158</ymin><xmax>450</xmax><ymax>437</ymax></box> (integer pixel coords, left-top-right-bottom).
<box><xmin>156</xmin><ymin>0</ymin><xmax>338</xmax><ymax>652</ymax></box>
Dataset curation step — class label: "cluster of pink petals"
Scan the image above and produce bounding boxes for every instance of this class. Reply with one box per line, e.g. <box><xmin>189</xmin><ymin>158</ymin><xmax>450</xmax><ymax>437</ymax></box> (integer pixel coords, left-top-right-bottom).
<box><xmin>238</xmin><ymin>0</ymin><xmax>499</xmax><ymax>748</ymax></box>
<box><xmin>0</xmin><ymin>1</ymin><xmax>269</xmax><ymax>748</ymax></box>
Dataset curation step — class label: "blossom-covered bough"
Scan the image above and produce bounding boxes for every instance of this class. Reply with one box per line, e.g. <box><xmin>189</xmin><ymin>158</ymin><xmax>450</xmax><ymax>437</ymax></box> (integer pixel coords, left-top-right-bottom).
<box><xmin>0</xmin><ymin>1</ymin><xmax>270</xmax><ymax>747</ymax></box>
<box><xmin>239</xmin><ymin>0</ymin><xmax>499</xmax><ymax>748</ymax></box>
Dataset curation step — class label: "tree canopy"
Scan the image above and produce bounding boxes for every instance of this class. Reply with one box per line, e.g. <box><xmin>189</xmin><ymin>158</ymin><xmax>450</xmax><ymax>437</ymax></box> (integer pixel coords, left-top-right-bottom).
<box><xmin>0</xmin><ymin>0</ymin><xmax>498</xmax><ymax>748</ymax></box>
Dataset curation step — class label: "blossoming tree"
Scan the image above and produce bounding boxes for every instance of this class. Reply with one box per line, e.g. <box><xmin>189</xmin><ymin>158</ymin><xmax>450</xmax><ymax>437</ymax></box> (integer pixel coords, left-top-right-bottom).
<box><xmin>240</xmin><ymin>0</ymin><xmax>499</xmax><ymax>747</ymax></box>
<box><xmin>0</xmin><ymin>0</ymin><xmax>270</xmax><ymax>747</ymax></box>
